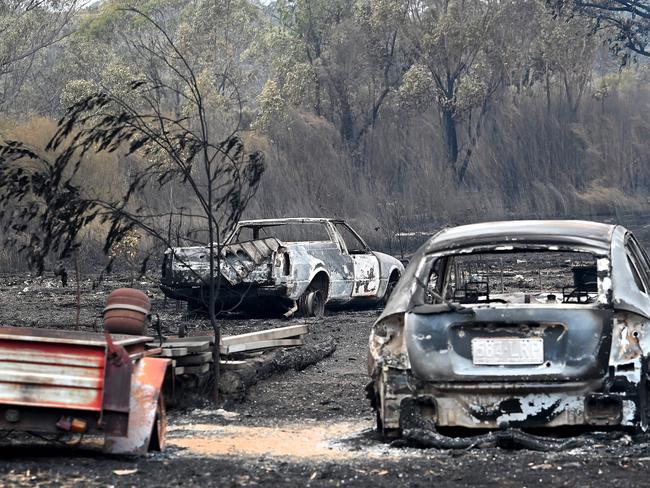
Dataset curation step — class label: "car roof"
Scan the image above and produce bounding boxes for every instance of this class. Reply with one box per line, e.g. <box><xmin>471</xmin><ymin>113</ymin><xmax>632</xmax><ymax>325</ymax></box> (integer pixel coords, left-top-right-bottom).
<box><xmin>238</xmin><ymin>218</ymin><xmax>342</xmax><ymax>226</ymax></box>
<box><xmin>378</xmin><ymin>220</ymin><xmax>634</xmax><ymax>321</ymax></box>
<box><xmin>424</xmin><ymin>220</ymin><xmax>618</xmax><ymax>254</ymax></box>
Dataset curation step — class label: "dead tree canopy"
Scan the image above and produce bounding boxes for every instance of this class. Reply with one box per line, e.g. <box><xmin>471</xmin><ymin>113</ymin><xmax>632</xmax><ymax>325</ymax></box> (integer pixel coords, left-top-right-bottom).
<box><xmin>555</xmin><ymin>0</ymin><xmax>650</xmax><ymax>58</ymax></box>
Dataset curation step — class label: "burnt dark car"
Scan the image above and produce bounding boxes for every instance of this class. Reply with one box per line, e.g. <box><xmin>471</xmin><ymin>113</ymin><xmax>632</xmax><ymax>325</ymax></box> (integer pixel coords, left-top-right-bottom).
<box><xmin>368</xmin><ymin>220</ymin><xmax>650</xmax><ymax>442</ymax></box>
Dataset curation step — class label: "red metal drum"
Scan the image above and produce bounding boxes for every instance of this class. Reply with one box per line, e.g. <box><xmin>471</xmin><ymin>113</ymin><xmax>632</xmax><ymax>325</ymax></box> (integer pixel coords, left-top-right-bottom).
<box><xmin>103</xmin><ymin>288</ymin><xmax>151</xmax><ymax>335</ymax></box>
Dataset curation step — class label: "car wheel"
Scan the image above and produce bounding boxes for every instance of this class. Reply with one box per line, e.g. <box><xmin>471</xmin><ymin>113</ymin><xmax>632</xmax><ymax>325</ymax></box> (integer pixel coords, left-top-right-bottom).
<box><xmin>639</xmin><ymin>357</ymin><xmax>650</xmax><ymax>432</ymax></box>
<box><xmin>374</xmin><ymin>393</ymin><xmax>400</xmax><ymax>440</ymax></box>
<box><xmin>298</xmin><ymin>288</ymin><xmax>325</xmax><ymax>317</ymax></box>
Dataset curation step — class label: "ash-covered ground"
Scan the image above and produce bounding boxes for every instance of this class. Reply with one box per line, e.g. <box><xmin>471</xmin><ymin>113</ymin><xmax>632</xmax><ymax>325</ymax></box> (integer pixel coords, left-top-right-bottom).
<box><xmin>1</xmin><ymin>272</ymin><xmax>650</xmax><ymax>487</ymax></box>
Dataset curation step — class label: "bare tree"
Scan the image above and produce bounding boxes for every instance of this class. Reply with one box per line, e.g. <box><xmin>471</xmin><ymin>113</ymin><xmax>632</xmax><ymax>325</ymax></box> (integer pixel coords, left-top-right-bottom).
<box><xmin>0</xmin><ymin>7</ymin><xmax>265</xmax><ymax>402</ymax></box>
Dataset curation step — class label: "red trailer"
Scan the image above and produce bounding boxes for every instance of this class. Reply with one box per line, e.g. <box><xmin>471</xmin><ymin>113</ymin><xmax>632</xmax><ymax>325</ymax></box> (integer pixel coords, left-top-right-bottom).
<box><xmin>0</xmin><ymin>327</ymin><xmax>169</xmax><ymax>454</ymax></box>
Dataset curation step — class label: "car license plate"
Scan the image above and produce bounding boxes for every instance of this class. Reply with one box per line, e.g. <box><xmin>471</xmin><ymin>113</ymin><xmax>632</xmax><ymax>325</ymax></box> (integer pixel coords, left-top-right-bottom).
<box><xmin>471</xmin><ymin>337</ymin><xmax>544</xmax><ymax>365</ymax></box>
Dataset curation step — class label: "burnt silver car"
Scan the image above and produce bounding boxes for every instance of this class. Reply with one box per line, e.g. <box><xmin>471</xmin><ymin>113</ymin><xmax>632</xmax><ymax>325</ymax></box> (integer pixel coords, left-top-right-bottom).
<box><xmin>161</xmin><ymin>218</ymin><xmax>403</xmax><ymax>316</ymax></box>
<box><xmin>368</xmin><ymin>220</ymin><xmax>650</xmax><ymax>442</ymax></box>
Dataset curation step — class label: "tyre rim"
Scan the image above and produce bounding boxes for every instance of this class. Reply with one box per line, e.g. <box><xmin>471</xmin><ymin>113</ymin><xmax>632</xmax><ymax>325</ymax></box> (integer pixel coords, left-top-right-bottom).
<box><xmin>312</xmin><ymin>290</ymin><xmax>324</xmax><ymax>316</ymax></box>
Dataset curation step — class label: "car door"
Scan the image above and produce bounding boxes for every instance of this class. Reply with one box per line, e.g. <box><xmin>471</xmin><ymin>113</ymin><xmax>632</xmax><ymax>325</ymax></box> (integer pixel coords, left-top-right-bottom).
<box><xmin>333</xmin><ymin>222</ymin><xmax>380</xmax><ymax>297</ymax></box>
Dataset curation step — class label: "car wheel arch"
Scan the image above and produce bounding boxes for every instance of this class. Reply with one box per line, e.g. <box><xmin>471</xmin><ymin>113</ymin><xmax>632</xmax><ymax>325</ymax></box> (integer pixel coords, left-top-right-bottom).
<box><xmin>308</xmin><ymin>269</ymin><xmax>330</xmax><ymax>300</ymax></box>
<box><xmin>381</xmin><ymin>268</ymin><xmax>401</xmax><ymax>301</ymax></box>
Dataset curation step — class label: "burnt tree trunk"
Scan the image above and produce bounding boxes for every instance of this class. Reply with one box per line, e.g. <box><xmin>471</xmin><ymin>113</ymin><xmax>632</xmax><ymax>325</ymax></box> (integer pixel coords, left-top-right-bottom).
<box><xmin>443</xmin><ymin>106</ymin><xmax>459</xmax><ymax>172</ymax></box>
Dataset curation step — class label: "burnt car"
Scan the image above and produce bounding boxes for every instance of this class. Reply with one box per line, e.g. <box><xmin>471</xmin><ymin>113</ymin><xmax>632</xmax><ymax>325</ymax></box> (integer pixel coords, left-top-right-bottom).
<box><xmin>161</xmin><ymin>218</ymin><xmax>404</xmax><ymax>316</ymax></box>
<box><xmin>368</xmin><ymin>220</ymin><xmax>650</xmax><ymax>442</ymax></box>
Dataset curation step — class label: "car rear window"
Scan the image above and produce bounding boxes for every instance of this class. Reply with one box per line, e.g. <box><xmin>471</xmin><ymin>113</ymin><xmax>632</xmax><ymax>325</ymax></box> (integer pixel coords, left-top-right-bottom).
<box><xmin>425</xmin><ymin>251</ymin><xmax>600</xmax><ymax>305</ymax></box>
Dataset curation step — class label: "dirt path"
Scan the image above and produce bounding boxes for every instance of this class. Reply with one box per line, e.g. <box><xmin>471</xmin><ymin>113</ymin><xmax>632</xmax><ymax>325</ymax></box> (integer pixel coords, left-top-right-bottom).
<box><xmin>1</xmin><ymin>275</ymin><xmax>650</xmax><ymax>486</ymax></box>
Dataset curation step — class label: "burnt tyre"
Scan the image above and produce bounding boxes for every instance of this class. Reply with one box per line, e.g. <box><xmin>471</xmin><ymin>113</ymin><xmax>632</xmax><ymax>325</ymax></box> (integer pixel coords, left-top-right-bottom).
<box><xmin>369</xmin><ymin>385</ymin><xmax>400</xmax><ymax>440</ymax></box>
<box><xmin>298</xmin><ymin>288</ymin><xmax>325</xmax><ymax>317</ymax></box>
<box><xmin>637</xmin><ymin>357</ymin><xmax>650</xmax><ymax>433</ymax></box>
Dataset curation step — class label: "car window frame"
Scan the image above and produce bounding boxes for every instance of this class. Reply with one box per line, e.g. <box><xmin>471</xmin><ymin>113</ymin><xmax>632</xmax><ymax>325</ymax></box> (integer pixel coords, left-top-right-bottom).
<box><xmin>229</xmin><ymin>222</ymin><xmax>336</xmax><ymax>244</ymax></box>
<box><xmin>624</xmin><ymin>234</ymin><xmax>650</xmax><ymax>295</ymax></box>
<box><xmin>333</xmin><ymin>222</ymin><xmax>370</xmax><ymax>255</ymax></box>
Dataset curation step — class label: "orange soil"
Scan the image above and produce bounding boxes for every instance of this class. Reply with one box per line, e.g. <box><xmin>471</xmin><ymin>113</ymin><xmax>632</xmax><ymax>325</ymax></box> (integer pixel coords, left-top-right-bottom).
<box><xmin>168</xmin><ymin>421</ymin><xmax>374</xmax><ymax>460</ymax></box>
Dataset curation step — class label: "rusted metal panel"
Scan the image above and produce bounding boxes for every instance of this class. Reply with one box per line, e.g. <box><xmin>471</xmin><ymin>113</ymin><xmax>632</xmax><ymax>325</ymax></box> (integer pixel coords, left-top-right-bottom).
<box><xmin>0</xmin><ymin>383</ymin><xmax>104</xmax><ymax>412</ymax></box>
<box><xmin>0</xmin><ymin>362</ymin><xmax>104</xmax><ymax>389</ymax></box>
<box><xmin>103</xmin><ymin>357</ymin><xmax>169</xmax><ymax>455</ymax></box>
<box><xmin>0</xmin><ymin>327</ymin><xmax>150</xmax><ymax>348</ymax></box>
<box><xmin>0</xmin><ymin>338</ymin><xmax>105</xmax><ymax>411</ymax></box>
<box><xmin>102</xmin><ymin>333</ymin><xmax>134</xmax><ymax>416</ymax></box>
<box><xmin>0</xmin><ymin>340</ymin><xmax>104</xmax><ymax>368</ymax></box>
<box><xmin>0</xmin><ymin>327</ymin><xmax>168</xmax><ymax>454</ymax></box>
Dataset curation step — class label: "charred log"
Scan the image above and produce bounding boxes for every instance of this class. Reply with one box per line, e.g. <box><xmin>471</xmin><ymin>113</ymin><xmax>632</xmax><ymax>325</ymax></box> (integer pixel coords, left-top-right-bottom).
<box><xmin>219</xmin><ymin>336</ymin><xmax>336</xmax><ymax>401</ymax></box>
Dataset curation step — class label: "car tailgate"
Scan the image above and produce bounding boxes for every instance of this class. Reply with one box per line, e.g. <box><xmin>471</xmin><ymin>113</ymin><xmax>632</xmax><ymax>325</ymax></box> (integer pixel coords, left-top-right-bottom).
<box><xmin>405</xmin><ymin>306</ymin><xmax>613</xmax><ymax>382</ymax></box>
